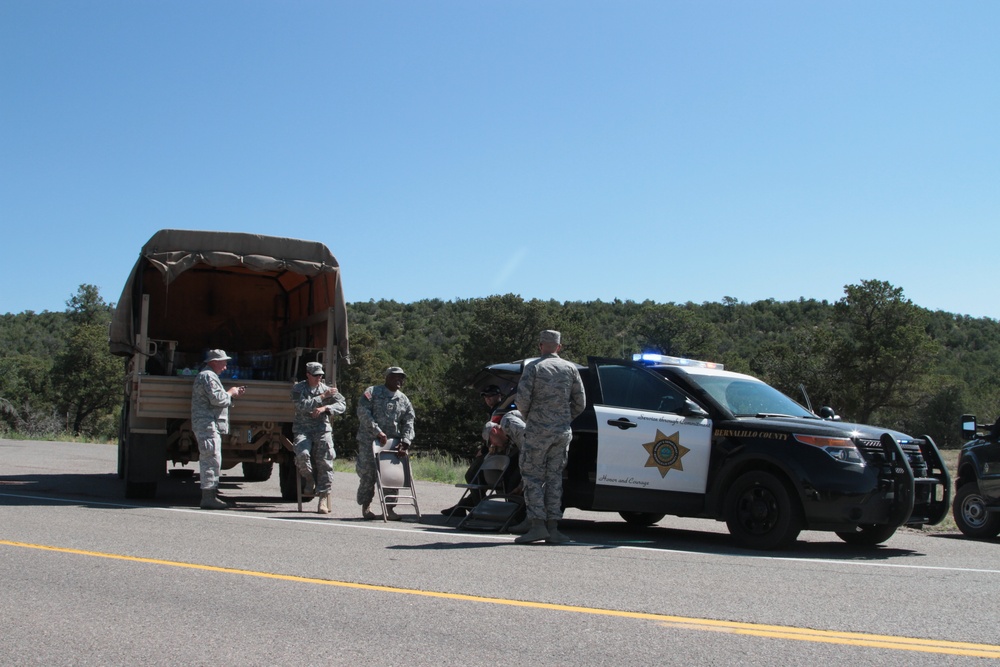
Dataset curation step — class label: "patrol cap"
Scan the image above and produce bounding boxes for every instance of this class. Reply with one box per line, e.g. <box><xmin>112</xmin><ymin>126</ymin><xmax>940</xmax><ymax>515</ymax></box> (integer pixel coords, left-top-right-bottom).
<box><xmin>480</xmin><ymin>384</ymin><xmax>502</xmax><ymax>397</ymax></box>
<box><xmin>385</xmin><ymin>366</ymin><xmax>407</xmax><ymax>377</ymax></box>
<box><xmin>204</xmin><ymin>349</ymin><xmax>232</xmax><ymax>362</ymax></box>
<box><xmin>539</xmin><ymin>330</ymin><xmax>561</xmax><ymax>344</ymax></box>
<box><xmin>305</xmin><ymin>361</ymin><xmax>324</xmax><ymax>376</ymax></box>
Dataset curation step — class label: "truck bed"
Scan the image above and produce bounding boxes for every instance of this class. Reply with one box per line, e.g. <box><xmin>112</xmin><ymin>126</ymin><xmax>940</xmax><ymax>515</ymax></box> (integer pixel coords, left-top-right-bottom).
<box><xmin>135</xmin><ymin>375</ymin><xmax>295</xmax><ymax>423</ymax></box>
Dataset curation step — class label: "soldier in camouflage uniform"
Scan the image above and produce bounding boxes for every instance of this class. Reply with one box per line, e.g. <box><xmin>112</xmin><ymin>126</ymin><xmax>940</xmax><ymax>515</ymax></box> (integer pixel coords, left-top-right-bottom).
<box><xmin>512</xmin><ymin>330</ymin><xmax>586</xmax><ymax>544</ymax></box>
<box><xmin>355</xmin><ymin>366</ymin><xmax>416</xmax><ymax>520</ymax></box>
<box><xmin>291</xmin><ymin>361</ymin><xmax>346</xmax><ymax>514</ymax></box>
<box><xmin>191</xmin><ymin>349</ymin><xmax>246</xmax><ymax>510</ymax></box>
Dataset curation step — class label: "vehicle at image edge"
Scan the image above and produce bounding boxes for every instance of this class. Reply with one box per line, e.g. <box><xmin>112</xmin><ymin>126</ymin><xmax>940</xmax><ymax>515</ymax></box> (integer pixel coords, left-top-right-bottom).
<box><xmin>952</xmin><ymin>415</ymin><xmax>1000</xmax><ymax>538</ymax></box>
<box><xmin>473</xmin><ymin>353</ymin><xmax>951</xmax><ymax>550</ymax></box>
<box><xmin>109</xmin><ymin>229</ymin><xmax>350</xmax><ymax>501</ymax></box>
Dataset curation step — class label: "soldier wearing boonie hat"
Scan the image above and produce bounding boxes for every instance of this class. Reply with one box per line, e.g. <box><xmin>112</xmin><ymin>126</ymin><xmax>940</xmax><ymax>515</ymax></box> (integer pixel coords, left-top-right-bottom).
<box><xmin>191</xmin><ymin>349</ymin><xmax>246</xmax><ymax>510</ymax></box>
<box><xmin>355</xmin><ymin>365</ymin><xmax>416</xmax><ymax>520</ymax></box>
<box><xmin>290</xmin><ymin>361</ymin><xmax>346</xmax><ymax>514</ymax></box>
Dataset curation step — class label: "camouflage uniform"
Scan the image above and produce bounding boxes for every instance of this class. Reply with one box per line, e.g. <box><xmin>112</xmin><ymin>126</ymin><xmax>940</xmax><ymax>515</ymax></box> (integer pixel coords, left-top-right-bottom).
<box><xmin>355</xmin><ymin>384</ymin><xmax>416</xmax><ymax>506</ymax></box>
<box><xmin>516</xmin><ymin>353</ymin><xmax>586</xmax><ymax>521</ymax></box>
<box><xmin>191</xmin><ymin>367</ymin><xmax>232</xmax><ymax>491</ymax></box>
<box><xmin>291</xmin><ymin>379</ymin><xmax>346</xmax><ymax>494</ymax></box>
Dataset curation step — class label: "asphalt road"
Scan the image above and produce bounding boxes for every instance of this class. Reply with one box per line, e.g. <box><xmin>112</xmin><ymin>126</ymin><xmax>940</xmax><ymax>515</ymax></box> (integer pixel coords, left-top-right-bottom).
<box><xmin>2</xmin><ymin>438</ymin><xmax>999</xmax><ymax>666</ymax></box>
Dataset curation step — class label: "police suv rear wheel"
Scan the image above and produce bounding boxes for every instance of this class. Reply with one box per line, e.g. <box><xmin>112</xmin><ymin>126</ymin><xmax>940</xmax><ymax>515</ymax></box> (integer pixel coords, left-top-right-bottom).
<box><xmin>724</xmin><ymin>471</ymin><xmax>801</xmax><ymax>550</ymax></box>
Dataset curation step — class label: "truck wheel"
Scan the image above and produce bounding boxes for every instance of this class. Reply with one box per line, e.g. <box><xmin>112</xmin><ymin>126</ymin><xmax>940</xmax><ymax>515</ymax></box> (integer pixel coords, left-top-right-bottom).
<box><xmin>725</xmin><ymin>471</ymin><xmax>801</xmax><ymax>550</ymax></box>
<box><xmin>619</xmin><ymin>511</ymin><xmax>666</xmax><ymax>527</ymax></box>
<box><xmin>835</xmin><ymin>524</ymin><xmax>898</xmax><ymax>546</ymax></box>
<box><xmin>242</xmin><ymin>462</ymin><xmax>274</xmax><ymax>482</ymax></box>
<box><xmin>953</xmin><ymin>482</ymin><xmax>1000</xmax><ymax>539</ymax></box>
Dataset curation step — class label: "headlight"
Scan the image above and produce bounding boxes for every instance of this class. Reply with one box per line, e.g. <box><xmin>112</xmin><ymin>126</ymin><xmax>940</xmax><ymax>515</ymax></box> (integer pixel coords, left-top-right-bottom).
<box><xmin>794</xmin><ymin>434</ymin><xmax>865</xmax><ymax>466</ymax></box>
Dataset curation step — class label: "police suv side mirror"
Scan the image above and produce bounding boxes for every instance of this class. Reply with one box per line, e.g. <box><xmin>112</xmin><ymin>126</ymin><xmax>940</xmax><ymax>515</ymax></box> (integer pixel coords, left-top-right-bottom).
<box><xmin>818</xmin><ymin>406</ymin><xmax>840</xmax><ymax>421</ymax></box>
<box><xmin>682</xmin><ymin>399</ymin><xmax>709</xmax><ymax>419</ymax></box>
<box><xmin>961</xmin><ymin>414</ymin><xmax>978</xmax><ymax>441</ymax></box>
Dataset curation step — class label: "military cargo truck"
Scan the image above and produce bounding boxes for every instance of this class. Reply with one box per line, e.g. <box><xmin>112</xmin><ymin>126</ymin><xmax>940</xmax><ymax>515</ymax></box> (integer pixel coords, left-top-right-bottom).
<box><xmin>109</xmin><ymin>230</ymin><xmax>350</xmax><ymax>500</ymax></box>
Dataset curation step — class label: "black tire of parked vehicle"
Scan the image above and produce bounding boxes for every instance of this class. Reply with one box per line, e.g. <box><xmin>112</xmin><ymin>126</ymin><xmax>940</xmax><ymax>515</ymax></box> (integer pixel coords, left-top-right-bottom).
<box><xmin>835</xmin><ymin>524</ymin><xmax>898</xmax><ymax>546</ymax></box>
<box><xmin>953</xmin><ymin>482</ymin><xmax>1000</xmax><ymax>539</ymax></box>
<box><xmin>618</xmin><ymin>511</ymin><xmax>667</xmax><ymax>527</ymax></box>
<box><xmin>724</xmin><ymin>470</ymin><xmax>802</xmax><ymax>550</ymax></box>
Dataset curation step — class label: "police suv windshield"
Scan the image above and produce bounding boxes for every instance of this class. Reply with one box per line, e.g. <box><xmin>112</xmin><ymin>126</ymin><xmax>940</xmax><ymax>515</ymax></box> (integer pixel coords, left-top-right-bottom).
<box><xmin>662</xmin><ymin>367</ymin><xmax>815</xmax><ymax>418</ymax></box>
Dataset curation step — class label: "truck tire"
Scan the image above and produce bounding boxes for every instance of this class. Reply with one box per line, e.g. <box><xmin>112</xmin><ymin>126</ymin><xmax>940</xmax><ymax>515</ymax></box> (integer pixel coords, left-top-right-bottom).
<box><xmin>242</xmin><ymin>462</ymin><xmax>274</xmax><ymax>482</ymax></box>
<box><xmin>835</xmin><ymin>524</ymin><xmax>898</xmax><ymax>546</ymax></box>
<box><xmin>953</xmin><ymin>482</ymin><xmax>1000</xmax><ymax>539</ymax></box>
<box><xmin>619</xmin><ymin>511</ymin><xmax>666</xmax><ymax>527</ymax></box>
<box><xmin>724</xmin><ymin>471</ymin><xmax>801</xmax><ymax>550</ymax></box>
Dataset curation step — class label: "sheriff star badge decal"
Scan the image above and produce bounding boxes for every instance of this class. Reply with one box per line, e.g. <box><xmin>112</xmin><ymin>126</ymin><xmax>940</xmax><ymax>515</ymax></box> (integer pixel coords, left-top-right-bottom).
<box><xmin>642</xmin><ymin>429</ymin><xmax>689</xmax><ymax>478</ymax></box>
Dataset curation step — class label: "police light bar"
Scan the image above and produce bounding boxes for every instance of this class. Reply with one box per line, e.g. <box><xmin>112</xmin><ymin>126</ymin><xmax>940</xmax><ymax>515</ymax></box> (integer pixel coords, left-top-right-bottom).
<box><xmin>632</xmin><ymin>353</ymin><xmax>724</xmax><ymax>370</ymax></box>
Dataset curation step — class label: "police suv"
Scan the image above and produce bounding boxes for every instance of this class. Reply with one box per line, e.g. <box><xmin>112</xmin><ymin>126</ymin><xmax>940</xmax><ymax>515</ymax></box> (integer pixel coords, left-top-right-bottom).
<box><xmin>475</xmin><ymin>354</ymin><xmax>950</xmax><ymax>550</ymax></box>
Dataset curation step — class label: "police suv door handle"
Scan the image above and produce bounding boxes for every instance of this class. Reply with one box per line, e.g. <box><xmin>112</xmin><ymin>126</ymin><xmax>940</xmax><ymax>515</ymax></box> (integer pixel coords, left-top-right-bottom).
<box><xmin>607</xmin><ymin>417</ymin><xmax>638</xmax><ymax>430</ymax></box>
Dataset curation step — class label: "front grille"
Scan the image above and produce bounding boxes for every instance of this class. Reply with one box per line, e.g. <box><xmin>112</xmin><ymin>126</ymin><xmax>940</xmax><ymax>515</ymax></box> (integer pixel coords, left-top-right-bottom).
<box><xmin>855</xmin><ymin>437</ymin><xmax>929</xmax><ymax>477</ymax></box>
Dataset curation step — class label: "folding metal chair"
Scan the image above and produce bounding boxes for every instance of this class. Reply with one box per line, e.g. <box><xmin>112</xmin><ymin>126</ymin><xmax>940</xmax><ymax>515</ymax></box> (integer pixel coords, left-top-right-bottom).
<box><xmin>459</xmin><ymin>494</ymin><xmax>525</xmax><ymax>532</ymax></box>
<box><xmin>445</xmin><ymin>453</ymin><xmax>510</xmax><ymax>523</ymax></box>
<box><xmin>373</xmin><ymin>438</ymin><xmax>420</xmax><ymax>522</ymax></box>
<box><xmin>456</xmin><ymin>454</ymin><xmax>525</xmax><ymax>532</ymax></box>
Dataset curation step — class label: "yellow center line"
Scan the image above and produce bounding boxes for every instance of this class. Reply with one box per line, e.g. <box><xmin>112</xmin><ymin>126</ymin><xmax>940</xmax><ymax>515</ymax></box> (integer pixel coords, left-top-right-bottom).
<box><xmin>3</xmin><ymin>539</ymin><xmax>999</xmax><ymax>659</ymax></box>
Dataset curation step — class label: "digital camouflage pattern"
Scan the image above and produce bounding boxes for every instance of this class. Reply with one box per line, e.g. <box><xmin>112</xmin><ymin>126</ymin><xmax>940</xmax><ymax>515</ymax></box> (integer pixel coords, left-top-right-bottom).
<box><xmin>191</xmin><ymin>368</ymin><xmax>233</xmax><ymax>490</ymax></box>
<box><xmin>355</xmin><ymin>384</ymin><xmax>416</xmax><ymax>506</ymax></box>
<box><xmin>516</xmin><ymin>353</ymin><xmax>586</xmax><ymax>521</ymax></box>
<box><xmin>291</xmin><ymin>379</ymin><xmax>347</xmax><ymax>494</ymax></box>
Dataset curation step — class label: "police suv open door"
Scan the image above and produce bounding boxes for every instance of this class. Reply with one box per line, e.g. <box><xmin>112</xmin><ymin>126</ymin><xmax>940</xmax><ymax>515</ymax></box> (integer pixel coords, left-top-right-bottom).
<box><xmin>591</xmin><ymin>358</ymin><xmax>713</xmax><ymax>496</ymax></box>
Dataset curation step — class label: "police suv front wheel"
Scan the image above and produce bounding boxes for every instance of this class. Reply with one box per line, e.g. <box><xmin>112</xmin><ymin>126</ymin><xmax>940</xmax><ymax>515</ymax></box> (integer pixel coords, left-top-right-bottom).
<box><xmin>724</xmin><ymin>471</ymin><xmax>802</xmax><ymax>550</ymax></box>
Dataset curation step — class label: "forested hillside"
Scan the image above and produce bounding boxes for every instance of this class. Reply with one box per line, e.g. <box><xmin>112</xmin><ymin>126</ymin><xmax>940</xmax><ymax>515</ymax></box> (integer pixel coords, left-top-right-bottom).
<box><xmin>3</xmin><ymin>281</ymin><xmax>999</xmax><ymax>454</ymax></box>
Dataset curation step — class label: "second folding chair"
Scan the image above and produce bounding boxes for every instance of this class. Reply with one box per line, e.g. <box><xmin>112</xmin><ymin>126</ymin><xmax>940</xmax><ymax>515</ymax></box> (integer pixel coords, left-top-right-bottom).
<box><xmin>373</xmin><ymin>438</ymin><xmax>420</xmax><ymax>522</ymax></box>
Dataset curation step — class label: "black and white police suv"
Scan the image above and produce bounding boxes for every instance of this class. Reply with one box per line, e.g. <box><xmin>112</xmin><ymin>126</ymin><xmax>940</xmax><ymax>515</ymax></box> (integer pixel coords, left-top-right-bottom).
<box><xmin>474</xmin><ymin>353</ymin><xmax>951</xmax><ymax>550</ymax></box>
<box><xmin>952</xmin><ymin>415</ymin><xmax>1000</xmax><ymax>538</ymax></box>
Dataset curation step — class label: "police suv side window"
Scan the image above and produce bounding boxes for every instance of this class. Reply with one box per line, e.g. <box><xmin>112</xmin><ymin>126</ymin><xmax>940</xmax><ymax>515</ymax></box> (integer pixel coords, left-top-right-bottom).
<box><xmin>597</xmin><ymin>364</ymin><xmax>686</xmax><ymax>413</ymax></box>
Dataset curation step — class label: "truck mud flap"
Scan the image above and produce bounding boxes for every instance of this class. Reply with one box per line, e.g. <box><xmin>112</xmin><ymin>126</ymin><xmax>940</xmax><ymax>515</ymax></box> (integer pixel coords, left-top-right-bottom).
<box><xmin>913</xmin><ymin>434</ymin><xmax>951</xmax><ymax>526</ymax></box>
<box><xmin>879</xmin><ymin>433</ymin><xmax>915</xmax><ymax>529</ymax></box>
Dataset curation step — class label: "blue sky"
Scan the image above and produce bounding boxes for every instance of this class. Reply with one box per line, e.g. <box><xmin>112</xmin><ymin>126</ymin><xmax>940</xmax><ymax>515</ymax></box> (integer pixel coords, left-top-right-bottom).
<box><xmin>2</xmin><ymin>2</ymin><xmax>998</xmax><ymax>319</ymax></box>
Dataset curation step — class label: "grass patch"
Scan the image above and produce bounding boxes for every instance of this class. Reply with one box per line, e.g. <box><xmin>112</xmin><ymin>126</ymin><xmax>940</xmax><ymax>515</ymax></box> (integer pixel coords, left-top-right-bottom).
<box><xmin>334</xmin><ymin>450</ymin><xmax>468</xmax><ymax>485</ymax></box>
<box><xmin>0</xmin><ymin>430</ymin><xmax>115</xmax><ymax>445</ymax></box>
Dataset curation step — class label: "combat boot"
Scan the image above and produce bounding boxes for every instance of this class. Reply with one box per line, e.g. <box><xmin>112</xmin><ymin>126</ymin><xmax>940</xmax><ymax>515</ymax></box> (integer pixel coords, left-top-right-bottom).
<box><xmin>200</xmin><ymin>488</ymin><xmax>228</xmax><ymax>510</ymax></box>
<box><xmin>545</xmin><ymin>520</ymin><xmax>569</xmax><ymax>544</ymax></box>
<box><xmin>361</xmin><ymin>504</ymin><xmax>377</xmax><ymax>520</ymax></box>
<box><xmin>385</xmin><ymin>506</ymin><xmax>401</xmax><ymax>521</ymax></box>
<box><xmin>508</xmin><ymin>517</ymin><xmax>531</xmax><ymax>534</ymax></box>
<box><xmin>316</xmin><ymin>493</ymin><xmax>331</xmax><ymax>514</ymax></box>
<box><xmin>514</xmin><ymin>519</ymin><xmax>549</xmax><ymax>544</ymax></box>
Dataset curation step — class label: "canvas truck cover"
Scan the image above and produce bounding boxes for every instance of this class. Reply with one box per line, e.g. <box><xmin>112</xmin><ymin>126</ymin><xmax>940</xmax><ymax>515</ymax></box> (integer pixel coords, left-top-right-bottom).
<box><xmin>109</xmin><ymin>229</ymin><xmax>349</xmax><ymax>364</ymax></box>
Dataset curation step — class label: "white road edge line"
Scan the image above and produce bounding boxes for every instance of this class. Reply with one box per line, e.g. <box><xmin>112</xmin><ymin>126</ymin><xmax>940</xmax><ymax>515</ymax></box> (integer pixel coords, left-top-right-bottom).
<box><xmin>4</xmin><ymin>491</ymin><xmax>999</xmax><ymax>575</ymax></box>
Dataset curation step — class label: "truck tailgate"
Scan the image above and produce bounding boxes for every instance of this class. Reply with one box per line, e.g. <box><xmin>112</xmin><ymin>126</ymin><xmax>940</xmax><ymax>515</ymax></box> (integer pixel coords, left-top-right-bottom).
<box><xmin>135</xmin><ymin>376</ymin><xmax>295</xmax><ymax>423</ymax></box>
